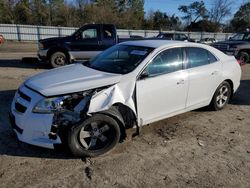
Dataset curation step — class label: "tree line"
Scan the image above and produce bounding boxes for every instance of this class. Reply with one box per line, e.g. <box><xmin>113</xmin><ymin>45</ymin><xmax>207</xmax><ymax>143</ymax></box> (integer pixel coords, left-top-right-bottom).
<box><xmin>0</xmin><ymin>0</ymin><xmax>249</xmax><ymax>32</ymax></box>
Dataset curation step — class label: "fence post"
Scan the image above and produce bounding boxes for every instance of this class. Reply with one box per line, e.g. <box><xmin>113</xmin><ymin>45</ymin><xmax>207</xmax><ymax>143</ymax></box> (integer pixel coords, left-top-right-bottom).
<box><xmin>16</xmin><ymin>25</ymin><xmax>21</xmax><ymax>41</ymax></box>
<box><xmin>37</xmin><ymin>26</ymin><xmax>40</xmax><ymax>40</ymax></box>
<box><xmin>128</xmin><ymin>30</ymin><xmax>132</xmax><ymax>37</ymax></box>
<box><xmin>225</xmin><ymin>33</ymin><xmax>229</xmax><ymax>40</ymax></box>
<box><xmin>58</xmin><ymin>27</ymin><xmax>62</xmax><ymax>37</ymax></box>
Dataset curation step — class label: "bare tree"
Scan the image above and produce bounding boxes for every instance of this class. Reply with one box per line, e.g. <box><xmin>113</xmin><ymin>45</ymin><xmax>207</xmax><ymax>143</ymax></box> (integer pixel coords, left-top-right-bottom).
<box><xmin>210</xmin><ymin>0</ymin><xmax>232</xmax><ymax>23</ymax></box>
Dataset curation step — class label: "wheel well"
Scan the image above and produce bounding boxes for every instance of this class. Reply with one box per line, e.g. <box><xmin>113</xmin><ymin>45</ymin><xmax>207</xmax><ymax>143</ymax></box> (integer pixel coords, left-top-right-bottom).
<box><xmin>113</xmin><ymin>103</ymin><xmax>137</xmax><ymax>129</ymax></box>
<box><xmin>224</xmin><ymin>79</ymin><xmax>234</xmax><ymax>99</ymax></box>
<box><xmin>47</xmin><ymin>47</ymin><xmax>70</xmax><ymax>62</ymax></box>
<box><xmin>239</xmin><ymin>49</ymin><xmax>250</xmax><ymax>54</ymax></box>
<box><xmin>98</xmin><ymin>103</ymin><xmax>137</xmax><ymax>142</ymax></box>
<box><xmin>238</xmin><ymin>49</ymin><xmax>250</xmax><ymax>58</ymax></box>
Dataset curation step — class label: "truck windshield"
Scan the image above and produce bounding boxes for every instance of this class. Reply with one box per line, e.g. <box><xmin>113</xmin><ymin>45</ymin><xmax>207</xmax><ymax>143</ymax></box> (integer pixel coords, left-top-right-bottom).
<box><xmin>230</xmin><ymin>33</ymin><xmax>245</xmax><ymax>41</ymax></box>
<box><xmin>85</xmin><ymin>45</ymin><xmax>154</xmax><ymax>74</ymax></box>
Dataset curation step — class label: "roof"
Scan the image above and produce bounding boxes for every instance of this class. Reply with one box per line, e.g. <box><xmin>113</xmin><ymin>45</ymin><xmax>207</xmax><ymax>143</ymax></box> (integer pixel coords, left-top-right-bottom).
<box><xmin>120</xmin><ymin>40</ymin><xmax>185</xmax><ymax>48</ymax></box>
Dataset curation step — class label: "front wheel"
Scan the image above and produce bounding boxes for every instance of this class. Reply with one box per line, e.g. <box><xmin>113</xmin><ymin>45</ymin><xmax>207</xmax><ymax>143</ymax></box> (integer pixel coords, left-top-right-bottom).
<box><xmin>50</xmin><ymin>51</ymin><xmax>68</xmax><ymax>68</ymax></box>
<box><xmin>68</xmin><ymin>114</ymin><xmax>121</xmax><ymax>157</ymax></box>
<box><xmin>210</xmin><ymin>81</ymin><xmax>232</xmax><ymax>111</ymax></box>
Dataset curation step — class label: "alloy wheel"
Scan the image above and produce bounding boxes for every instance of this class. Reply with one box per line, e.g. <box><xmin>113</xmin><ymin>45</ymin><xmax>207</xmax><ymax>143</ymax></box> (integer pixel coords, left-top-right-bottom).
<box><xmin>78</xmin><ymin>121</ymin><xmax>115</xmax><ymax>151</ymax></box>
<box><xmin>216</xmin><ymin>85</ymin><xmax>229</xmax><ymax>108</ymax></box>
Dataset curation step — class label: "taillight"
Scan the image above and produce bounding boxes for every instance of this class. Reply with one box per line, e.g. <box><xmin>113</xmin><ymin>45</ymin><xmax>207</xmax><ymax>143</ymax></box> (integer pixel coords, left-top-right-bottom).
<box><xmin>237</xmin><ymin>59</ymin><xmax>241</xmax><ymax>65</ymax></box>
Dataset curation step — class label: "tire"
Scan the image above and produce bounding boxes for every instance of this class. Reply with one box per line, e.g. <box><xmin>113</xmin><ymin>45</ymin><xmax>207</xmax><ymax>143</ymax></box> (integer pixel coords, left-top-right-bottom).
<box><xmin>210</xmin><ymin>81</ymin><xmax>232</xmax><ymax>111</ymax></box>
<box><xmin>238</xmin><ymin>51</ymin><xmax>249</xmax><ymax>65</ymax></box>
<box><xmin>68</xmin><ymin>114</ymin><xmax>121</xmax><ymax>157</ymax></box>
<box><xmin>50</xmin><ymin>51</ymin><xmax>68</xmax><ymax>68</ymax></box>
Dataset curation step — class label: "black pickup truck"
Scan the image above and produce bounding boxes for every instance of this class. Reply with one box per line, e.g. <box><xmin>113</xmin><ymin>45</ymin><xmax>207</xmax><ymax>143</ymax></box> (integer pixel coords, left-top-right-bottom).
<box><xmin>38</xmin><ymin>24</ymin><xmax>141</xmax><ymax>68</ymax></box>
<box><xmin>212</xmin><ymin>32</ymin><xmax>250</xmax><ymax>64</ymax></box>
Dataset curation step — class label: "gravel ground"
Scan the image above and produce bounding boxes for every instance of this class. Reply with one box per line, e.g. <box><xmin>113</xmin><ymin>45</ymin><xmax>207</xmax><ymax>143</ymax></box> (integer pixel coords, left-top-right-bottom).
<box><xmin>0</xmin><ymin>42</ymin><xmax>250</xmax><ymax>188</ymax></box>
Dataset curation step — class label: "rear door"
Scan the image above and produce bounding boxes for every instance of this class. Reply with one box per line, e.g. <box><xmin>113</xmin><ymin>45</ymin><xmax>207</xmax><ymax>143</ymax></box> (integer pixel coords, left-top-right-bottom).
<box><xmin>185</xmin><ymin>47</ymin><xmax>222</xmax><ymax>107</ymax></box>
<box><xmin>136</xmin><ymin>47</ymin><xmax>189</xmax><ymax>125</ymax></box>
<box><xmin>100</xmin><ymin>24</ymin><xmax>117</xmax><ymax>50</ymax></box>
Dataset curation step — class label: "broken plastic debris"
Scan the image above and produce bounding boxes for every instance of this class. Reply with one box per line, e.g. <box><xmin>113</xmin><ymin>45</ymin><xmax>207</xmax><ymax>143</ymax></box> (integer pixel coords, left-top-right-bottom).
<box><xmin>197</xmin><ymin>139</ymin><xmax>205</xmax><ymax>147</ymax></box>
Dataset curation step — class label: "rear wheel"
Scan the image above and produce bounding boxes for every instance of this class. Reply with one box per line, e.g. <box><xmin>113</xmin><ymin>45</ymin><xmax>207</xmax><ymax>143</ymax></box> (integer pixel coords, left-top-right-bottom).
<box><xmin>68</xmin><ymin>114</ymin><xmax>121</xmax><ymax>157</ymax></box>
<box><xmin>238</xmin><ymin>51</ymin><xmax>249</xmax><ymax>65</ymax></box>
<box><xmin>210</xmin><ymin>81</ymin><xmax>231</xmax><ymax>111</ymax></box>
<box><xmin>50</xmin><ymin>51</ymin><xmax>68</xmax><ymax>68</ymax></box>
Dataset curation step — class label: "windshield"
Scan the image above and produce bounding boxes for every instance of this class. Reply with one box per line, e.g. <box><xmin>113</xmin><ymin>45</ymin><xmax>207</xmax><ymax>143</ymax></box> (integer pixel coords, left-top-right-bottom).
<box><xmin>85</xmin><ymin>45</ymin><xmax>154</xmax><ymax>74</ymax></box>
<box><xmin>230</xmin><ymin>33</ymin><xmax>250</xmax><ymax>41</ymax></box>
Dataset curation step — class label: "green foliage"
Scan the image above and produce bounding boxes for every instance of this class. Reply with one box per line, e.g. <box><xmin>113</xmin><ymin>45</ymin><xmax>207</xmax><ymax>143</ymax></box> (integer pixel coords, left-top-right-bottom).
<box><xmin>0</xmin><ymin>0</ymin><xmax>145</xmax><ymax>29</ymax></box>
<box><xmin>178</xmin><ymin>1</ymin><xmax>208</xmax><ymax>25</ymax></box>
<box><xmin>14</xmin><ymin>0</ymin><xmax>33</xmax><ymax>24</ymax></box>
<box><xmin>144</xmin><ymin>10</ymin><xmax>181</xmax><ymax>30</ymax></box>
<box><xmin>0</xmin><ymin>0</ymin><xmax>246</xmax><ymax>33</ymax></box>
<box><xmin>31</xmin><ymin>0</ymin><xmax>49</xmax><ymax>25</ymax></box>
<box><xmin>231</xmin><ymin>2</ymin><xmax>250</xmax><ymax>32</ymax></box>
<box><xmin>0</xmin><ymin>0</ymin><xmax>15</xmax><ymax>23</ymax></box>
<box><xmin>185</xmin><ymin>20</ymin><xmax>220</xmax><ymax>32</ymax></box>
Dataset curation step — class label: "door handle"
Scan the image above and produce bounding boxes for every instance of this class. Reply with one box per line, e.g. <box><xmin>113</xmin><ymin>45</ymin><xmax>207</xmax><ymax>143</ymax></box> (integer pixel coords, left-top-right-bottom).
<box><xmin>211</xmin><ymin>71</ymin><xmax>218</xmax><ymax>75</ymax></box>
<box><xmin>177</xmin><ymin>79</ymin><xmax>185</xmax><ymax>85</ymax></box>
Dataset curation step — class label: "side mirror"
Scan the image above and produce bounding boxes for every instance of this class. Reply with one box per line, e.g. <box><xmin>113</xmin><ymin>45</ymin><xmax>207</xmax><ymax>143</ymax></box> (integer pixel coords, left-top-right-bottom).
<box><xmin>139</xmin><ymin>70</ymin><xmax>149</xmax><ymax>80</ymax></box>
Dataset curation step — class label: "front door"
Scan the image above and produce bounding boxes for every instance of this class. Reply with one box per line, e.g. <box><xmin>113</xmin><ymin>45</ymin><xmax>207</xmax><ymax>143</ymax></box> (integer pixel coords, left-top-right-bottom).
<box><xmin>136</xmin><ymin>47</ymin><xmax>189</xmax><ymax>125</ymax></box>
<box><xmin>70</xmin><ymin>25</ymin><xmax>101</xmax><ymax>59</ymax></box>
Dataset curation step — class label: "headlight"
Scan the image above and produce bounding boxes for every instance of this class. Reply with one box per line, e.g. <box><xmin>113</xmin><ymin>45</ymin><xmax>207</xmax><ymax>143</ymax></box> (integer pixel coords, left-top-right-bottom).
<box><xmin>38</xmin><ymin>42</ymin><xmax>44</xmax><ymax>50</ymax></box>
<box><xmin>33</xmin><ymin>96</ymin><xmax>69</xmax><ymax>113</ymax></box>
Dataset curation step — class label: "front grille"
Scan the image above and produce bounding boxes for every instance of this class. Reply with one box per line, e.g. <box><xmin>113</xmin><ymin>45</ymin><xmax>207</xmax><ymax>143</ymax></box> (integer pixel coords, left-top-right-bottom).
<box><xmin>212</xmin><ymin>44</ymin><xmax>228</xmax><ymax>52</ymax></box>
<box><xmin>14</xmin><ymin>87</ymin><xmax>32</xmax><ymax>113</ymax></box>
<box><xmin>15</xmin><ymin>102</ymin><xmax>27</xmax><ymax>113</ymax></box>
<box><xmin>9</xmin><ymin>113</ymin><xmax>23</xmax><ymax>134</ymax></box>
<box><xmin>18</xmin><ymin>90</ymin><xmax>31</xmax><ymax>102</ymax></box>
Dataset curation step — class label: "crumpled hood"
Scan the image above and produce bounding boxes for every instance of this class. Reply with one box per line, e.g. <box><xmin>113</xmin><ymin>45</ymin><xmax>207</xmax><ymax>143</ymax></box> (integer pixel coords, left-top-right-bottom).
<box><xmin>25</xmin><ymin>63</ymin><xmax>122</xmax><ymax>96</ymax></box>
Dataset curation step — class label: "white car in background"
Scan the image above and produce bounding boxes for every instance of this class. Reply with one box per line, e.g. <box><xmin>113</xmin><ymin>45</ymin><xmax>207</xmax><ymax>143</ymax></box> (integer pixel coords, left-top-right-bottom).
<box><xmin>10</xmin><ymin>40</ymin><xmax>241</xmax><ymax>157</ymax></box>
<box><xmin>200</xmin><ymin>38</ymin><xmax>218</xmax><ymax>45</ymax></box>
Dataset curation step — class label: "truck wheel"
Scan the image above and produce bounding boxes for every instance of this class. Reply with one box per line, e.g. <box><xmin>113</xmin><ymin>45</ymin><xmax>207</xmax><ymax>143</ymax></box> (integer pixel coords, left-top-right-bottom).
<box><xmin>68</xmin><ymin>114</ymin><xmax>121</xmax><ymax>157</ymax></box>
<box><xmin>50</xmin><ymin>52</ymin><xmax>68</xmax><ymax>68</ymax></box>
<box><xmin>238</xmin><ymin>51</ymin><xmax>249</xmax><ymax>65</ymax></box>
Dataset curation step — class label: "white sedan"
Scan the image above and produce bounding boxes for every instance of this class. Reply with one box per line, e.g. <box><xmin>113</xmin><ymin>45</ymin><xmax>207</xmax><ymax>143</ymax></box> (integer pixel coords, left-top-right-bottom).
<box><xmin>10</xmin><ymin>40</ymin><xmax>241</xmax><ymax>157</ymax></box>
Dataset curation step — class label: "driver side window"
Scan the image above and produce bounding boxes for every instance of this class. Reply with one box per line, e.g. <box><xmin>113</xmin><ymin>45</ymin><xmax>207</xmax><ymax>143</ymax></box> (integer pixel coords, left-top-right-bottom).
<box><xmin>81</xmin><ymin>28</ymin><xmax>97</xmax><ymax>39</ymax></box>
<box><xmin>146</xmin><ymin>48</ymin><xmax>183</xmax><ymax>76</ymax></box>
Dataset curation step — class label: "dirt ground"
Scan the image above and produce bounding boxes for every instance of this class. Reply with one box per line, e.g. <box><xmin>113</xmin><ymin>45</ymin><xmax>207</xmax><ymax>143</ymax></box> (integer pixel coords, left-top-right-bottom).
<box><xmin>0</xmin><ymin>41</ymin><xmax>250</xmax><ymax>188</ymax></box>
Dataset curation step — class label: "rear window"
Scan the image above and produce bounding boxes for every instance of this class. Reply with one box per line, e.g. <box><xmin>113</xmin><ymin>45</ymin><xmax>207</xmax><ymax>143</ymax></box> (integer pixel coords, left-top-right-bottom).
<box><xmin>186</xmin><ymin>47</ymin><xmax>218</xmax><ymax>68</ymax></box>
<box><xmin>103</xmin><ymin>25</ymin><xmax>114</xmax><ymax>39</ymax></box>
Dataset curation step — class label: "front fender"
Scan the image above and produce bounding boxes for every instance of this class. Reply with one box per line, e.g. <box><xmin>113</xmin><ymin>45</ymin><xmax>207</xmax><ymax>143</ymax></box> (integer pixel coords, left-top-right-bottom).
<box><xmin>87</xmin><ymin>83</ymin><xmax>137</xmax><ymax>118</ymax></box>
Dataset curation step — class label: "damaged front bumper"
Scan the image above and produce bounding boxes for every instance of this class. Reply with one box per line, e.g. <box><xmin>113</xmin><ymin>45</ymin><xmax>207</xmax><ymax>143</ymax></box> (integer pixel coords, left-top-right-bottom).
<box><xmin>9</xmin><ymin>80</ymin><xmax>138</xmax><ymax>150</ymax></box>
<box><xmin>10</xmin><ymin>85</ymin><xmax>62</xmax><ymax>149</ymax></box>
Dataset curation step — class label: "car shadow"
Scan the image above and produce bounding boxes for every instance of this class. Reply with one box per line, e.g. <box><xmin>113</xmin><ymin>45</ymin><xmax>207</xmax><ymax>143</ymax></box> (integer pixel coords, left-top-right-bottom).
<box><xmin>230</xmin><ymin>80</ymin><xmax>250</xmax><ymax>106</ymax></box>
<box><xmin>0</xmin><ymin>90</ymin><xmax>76</xmax><ymax>159</ymax></box>
<box><xmin>0</xmin><ymin>58</ymin><xmax>50</xmax><ymax>69</ymax></box>
<box><xmin>196</xmin><ymin>79</ymin><xmax>250</xmax><ymax>113</ymax></box>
